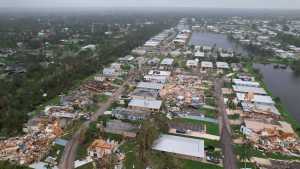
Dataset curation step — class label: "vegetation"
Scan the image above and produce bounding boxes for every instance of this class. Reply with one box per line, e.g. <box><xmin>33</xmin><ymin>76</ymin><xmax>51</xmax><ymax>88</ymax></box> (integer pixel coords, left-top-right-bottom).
<box><xmin>0</xmin><ymin>18</ymin><xmax>169</xmax><ymax>137</ymax></box>
<box><xmin>0</xmin><ymin>161</ymin><xmax>30</xmax><ymax>169</ymax></box>
<box><xmin>181</xmin><ymin>159</ymin><xmax>222</xmax><ymax>169</ymax></box>
<box><xmin>174</xmin><ymin>118</ymin><xmax>219</xmax><ymax>136</ymax></box>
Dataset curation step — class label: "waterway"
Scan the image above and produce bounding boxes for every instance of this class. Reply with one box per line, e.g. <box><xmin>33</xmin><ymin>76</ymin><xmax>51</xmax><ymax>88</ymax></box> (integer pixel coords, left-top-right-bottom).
<box><xmin>188</xmin><ymin>31</ymin><xmax>246</xmax><ymax>54</ymax></box>
<box><xmin>253</xmin><ymin>63</ymin><xmax>300</xmax><ymax>123</ymax></box>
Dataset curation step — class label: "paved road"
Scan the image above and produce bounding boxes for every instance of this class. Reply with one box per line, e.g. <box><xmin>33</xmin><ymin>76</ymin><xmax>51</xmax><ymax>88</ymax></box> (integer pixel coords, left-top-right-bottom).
<box><xmin>215</xmin><ymin>78</ymin><xmax>238</xmax><ymax>169</ymax></box>
<box><xmin>59</xmin><ymin>73</ymin><xmax>134</xmax><ymax>169</ymax></box>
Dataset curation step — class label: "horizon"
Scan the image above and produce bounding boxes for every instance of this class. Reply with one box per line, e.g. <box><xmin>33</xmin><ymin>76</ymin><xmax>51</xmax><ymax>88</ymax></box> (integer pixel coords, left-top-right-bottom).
<box><xmin>2</xmin><ymin>0</ymin><xmax>300</xmax><ymax>10</ymax></box>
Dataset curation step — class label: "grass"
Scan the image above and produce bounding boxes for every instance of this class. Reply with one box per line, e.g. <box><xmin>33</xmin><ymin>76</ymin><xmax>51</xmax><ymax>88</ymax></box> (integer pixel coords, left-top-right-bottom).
<box><xmin>47</xmin><ymin>144</ymin><xmax>65</xmax><ymax>163</ymax></box>
<box><xmin>119</xmin><ymin>140</ymin><xmax>139</xmax><ymax>169</ymax></box>
<box><xmin>228</xmin><ymin>114</ymin><xmax>240</xmax><ymax>120</ymax></box>
<box><xmin>238</xmin><ymin>161</ymin><xmax>257</xmax><ymax>169</ymax></box>
<box><xmin>205</xmin><ymin>97</ymin><xmax>216</xmax><ymax>107</ymax></box>
<box><xmin>181</xmin><ymin>159</ymin><xmax>223</xmax><ymax>169</ymax></box>
<box><xmin>199</xmin><ymin>107</ymin><xmax>218</xmax><ymax>118</ymax></box>
<box><xmin>175</xmin><ymin>118</ymin><xmax>219</xmax><ymax>136</ymax></box>
<box><xmin>76</xmin><ymin>162</ymin><xmax>94</xmax><ymax>169</ymax></box>
<box><xmin>234</xmin><ymin>144</ymin><xmax>300</xmax><ymax>161</ymax></box>
<box><xmin>97</xmin><ymin>94</ymin><xmax>109</xmax><ymax>103</ymax></box>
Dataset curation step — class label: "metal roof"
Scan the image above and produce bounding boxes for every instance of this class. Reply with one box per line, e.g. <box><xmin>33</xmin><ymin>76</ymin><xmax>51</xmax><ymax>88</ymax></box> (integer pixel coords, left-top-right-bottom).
<box><xmin>233</xmin><ymin>85</ymin><xmax>267</xmax><ymax>95</ymax></box>
<box><xmin>129</xmin><ymin>99</ymin><xmax>162</xmax><ymax>110</ymax></box>
<box><xmin>152</xmin><ymin>134</ymin><xmax>205</xmax><ymax>158</ymax></box>
<box><xmin>161</xmin><ymin>58</ymin><xmax>174</xmax><ymax>65</ymax></box>
<box><xmin>137</xmin><ymin>82</ymin><xmax>164</xmax><ymax>90</ymax></box>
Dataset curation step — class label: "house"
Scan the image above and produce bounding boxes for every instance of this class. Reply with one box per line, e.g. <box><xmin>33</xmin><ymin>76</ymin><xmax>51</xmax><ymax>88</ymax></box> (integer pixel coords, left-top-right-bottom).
<box><xmin>160</xmin><ymin>58</ymin><xmax>174</xmax><ymax>70</ymax></box>
<box><xmin>152</xmin><ymin>134</ymin><xmax>205</xmax><ymax>160</ymax></box>
<box><xmin>232</xmin><ymin>85</ymin><xmax>267</xmax><ymax>95</ymax></box>
<box><xmin>137</xmin><ymin>82</ymin><xmax>164</xmax><ymax>91</ymax></box>
<box><xmin>88</xmin><ymin>139</ymin><xmax>118</xmax><ymax>159</ymax></box>
<box><xmin>130</xmin><ymin>88</ymin><xmax>160</xmax><ymax>100</ymax></box>
<box><xmin>186</xmin><ymin>60</ymin><xmax>199</xmax><ymax>68</ymax></box>
<box><xmin>148</xmin><ymin>70</ymin><xmax>171</xmax><ymax>77</ymax></box>
<box><xmin>23</xmin><ymin>117</ymin><xmax>48</xmax><ymax>133</ymax></box>
<box><xmin>233</xmin><ymin>79</ymin><xmax>260</xmax><ymax>87</ymax></box>
<box><xmin>236</xmin><ymin>93</ymin><xmax>274</xmax><ymax>105</ymax></box>
<box><xmin>144</xmin><ymin>75</ymin><xmax>168</xmax><ymax>84</ymax></box>
<box><xmin>216</xmin><ymin>62</ymin><xmax>230</xmax><ymax>69</ymax></box>
<box><xmin>111</xmin><ymin>108</ymin><xmax>149</xmax><ymax>121</ymax></box>
<box><xmin>194</xmin><ymin>51</ymin><xmax>205</xmax><ymax>58</ymax></box>
<box><xmin>110</xmin><ymin>63</ymin><xmax>122</xmax><ymax>70</ymax></box>
<box><xmin>103</xmin><ymin>68</ymin><xmax>117</xmax><ymax>77</ymax></box>
<box><xmin>201</xmin><ymin>61</ymin><xmax>213</xmax><ymax>70</ymax></box>
<box><xmin>118</xmin><ymin>55</ymin><xmax>135</xmax><ymax>63</ymax></box>
<box><xmin>128</xmin><ymin>99</ymin><xmax>162</xmax><ymax>112</ymax></box>
<box><xmin>44</xmin><ymin>106</ymin><xmax>75</xmax><ymax>119</ymax></box>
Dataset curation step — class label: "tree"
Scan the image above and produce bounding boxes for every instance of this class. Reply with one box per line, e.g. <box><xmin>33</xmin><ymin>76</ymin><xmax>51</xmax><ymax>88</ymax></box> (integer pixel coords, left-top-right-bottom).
<box><xmin>239</xmin><ymin>142</ymin><xmax>253</xmax><ymax>169</ymax></box>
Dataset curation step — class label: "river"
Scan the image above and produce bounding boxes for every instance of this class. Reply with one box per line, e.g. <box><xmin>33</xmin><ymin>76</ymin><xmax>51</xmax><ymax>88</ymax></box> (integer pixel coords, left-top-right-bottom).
<box><xmin>254</xmin><ymin>63</ymin><xmax>300</xmax><ymax>123</ymax></box>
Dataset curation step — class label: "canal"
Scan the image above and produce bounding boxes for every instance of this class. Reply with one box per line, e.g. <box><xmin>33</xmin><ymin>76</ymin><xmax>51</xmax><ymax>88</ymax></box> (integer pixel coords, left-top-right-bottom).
<box><xmin>254</xmin><ymin>63</ymin><xmax>300</xmax><ymax>123</ymax></box>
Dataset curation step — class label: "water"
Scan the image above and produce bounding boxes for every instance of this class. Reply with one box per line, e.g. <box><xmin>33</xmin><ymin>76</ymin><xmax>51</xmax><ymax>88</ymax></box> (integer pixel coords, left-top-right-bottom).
<box><xmin>253</xmin><ymin>63</ymin><xmax>300</xmax><ymax>123</ymax></box>
<box><xmin>188</xmin><ymin>31</ymin><xmax>246</xmax><ymax>54</ymax></box>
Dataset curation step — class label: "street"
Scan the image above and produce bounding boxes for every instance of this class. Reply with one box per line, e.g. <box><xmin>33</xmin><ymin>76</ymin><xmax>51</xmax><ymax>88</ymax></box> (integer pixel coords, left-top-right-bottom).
<box><xmin>215</xmin><ymin>78</ymin><xmax>238</xmax><ymax>169</ymax></box>
<box><xmin>59</xmin><ymin>71</ymin><xmax>135</xmax><ymax>169</ymax></box>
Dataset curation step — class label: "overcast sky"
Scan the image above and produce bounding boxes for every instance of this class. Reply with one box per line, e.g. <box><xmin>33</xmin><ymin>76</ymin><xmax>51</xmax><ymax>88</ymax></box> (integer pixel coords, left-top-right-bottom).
<box><xmin>1</xmin><ymin>0</ymin><xmax>300</xmax><ymax>9</ymax></box>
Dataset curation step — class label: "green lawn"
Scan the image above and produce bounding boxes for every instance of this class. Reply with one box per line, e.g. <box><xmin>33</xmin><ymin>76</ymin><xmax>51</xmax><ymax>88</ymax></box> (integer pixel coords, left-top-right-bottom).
<box><xmin>97</xmin><ymin>94</ymin><xmax>109</xmax><ymax>103</ymax></box>
<box><xmin>199</xmin><ymin>107</ymin><xmax>218</xmax><ymax>118</ymax></box>
<box><xmin>234</xmin><ymin>144</ymin><xmax>300</xmax><ymax>161</ymax></box>
<box><xmin>175</xmin><ymin>118</ymin><xmax>219</xmax><ymax>136</ymax></box>
<box><xmin>181</xmin><ymin>159</ymin><xmax>223</xmax><ymax>169</ymax></box>
<box><xmin>228</xmin><ymin>114</ymin><xmax>240</xmax><ymax>120</ymax></box>
<box><xmin>119</xmin><ymin>141</ymin><xmax>139</xmax><ymax>169</ymax></box>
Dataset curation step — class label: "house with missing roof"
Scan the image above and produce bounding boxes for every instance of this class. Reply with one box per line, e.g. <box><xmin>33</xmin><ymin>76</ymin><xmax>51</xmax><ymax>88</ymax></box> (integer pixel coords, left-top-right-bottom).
<box><xmin>88</xmin><ymin>139</ymin><xmax>118</xmax><ymax>159</ymax></box>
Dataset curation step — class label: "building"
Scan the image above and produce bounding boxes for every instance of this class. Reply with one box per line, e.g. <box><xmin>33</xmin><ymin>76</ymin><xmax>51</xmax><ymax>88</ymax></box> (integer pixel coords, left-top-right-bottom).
<box><xmin>88</xmin><ymin>139</ymin><xmax>118</xmax><ymax>159</ymax></box>
<box><xmin>103</xmin><ymin>68</ymin><xmax>117</xmax><ymax>77</ymax></box>
<box><xmin>216</xmin><ymin>62</ymin><xmax>230</xmax><ymax>69</ymax></box>
<box><xmin>186</xmin><ymin>60</ymin><xmax>199</xmax><ymax>68</ymax></box>
<box><xmin>111</xmin><ymin>108</ymin><xmax>149</xmax><ymax>121</ymax></box>
<box><xmin>233</xmin><ymin>79</ymin><xmax>260</xmax><ymax>87</ymax></box>
<box><xmin>130</xmin><ymin>88</ymin><xmax>159</xmax><ymax>100</ymax></box>
<box><xmin>152</xmin><ymin>134</ymin><xmax>205</xmax><ymax>159</ymax></box>
<box><xmin>148</xmin><ymin>70</ymin><xmax>171</xmax><ymax>77</ymax></box>
<box><xmin>160</xmin><ymin>58</ymin><xmax>174</xmax><ymax>70</ymax></box>
<box><xmin>194</xmin><ymin>51</ymin><xmax>205</xmax><ymax>58</ymax></box>
<box><xmin>232</xmin><ymin>85</ymin><xmax>267</xmax><ymax>95</ymax></box>
<box><xmin>137</xmin><ymin>82</ymin><xmax>164</xmax><ymax>91</ymax></box>
<box><xmin>118</xmin><ymin>55</ymin><xmax>135</xmax><ymax>63</ymax></box>
<box><xmin>128</xmin><ymin>99</ymin><xmax>162</xmax><ymax>112</ymax></box>
<box><xmin>144</xmin><ymin>75</ymin><xmax>168</xmax><ymax>84</ymax></box>
<box><xmin>201</xmin><ymin>61</ymin><xmax>213</xmax><ymax>70</ymax></box>
<box><xmin>236</xmin><ymin>93</ymin><xmax>274</xmax><ymax>105</ymax></box>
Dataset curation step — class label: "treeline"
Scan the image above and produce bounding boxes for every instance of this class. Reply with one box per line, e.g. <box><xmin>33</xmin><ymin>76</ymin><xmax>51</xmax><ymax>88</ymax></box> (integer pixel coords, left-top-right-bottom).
<box><xmin>0</xmin><ymin>23</ymin><xmax>168</xmax><ymax>137</ymax></box>
<box><xmin>275</xmin><ymin>33</ymin><xmax>300</xmax><ymax>47</ymax></box>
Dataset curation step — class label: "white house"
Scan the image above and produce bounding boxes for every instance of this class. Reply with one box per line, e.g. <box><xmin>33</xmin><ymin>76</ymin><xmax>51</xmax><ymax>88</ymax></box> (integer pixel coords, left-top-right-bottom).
<box><xmin>186</xmin><ymin>59</ymin><xmax>199</xmax><ymax>68</ymax></box>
